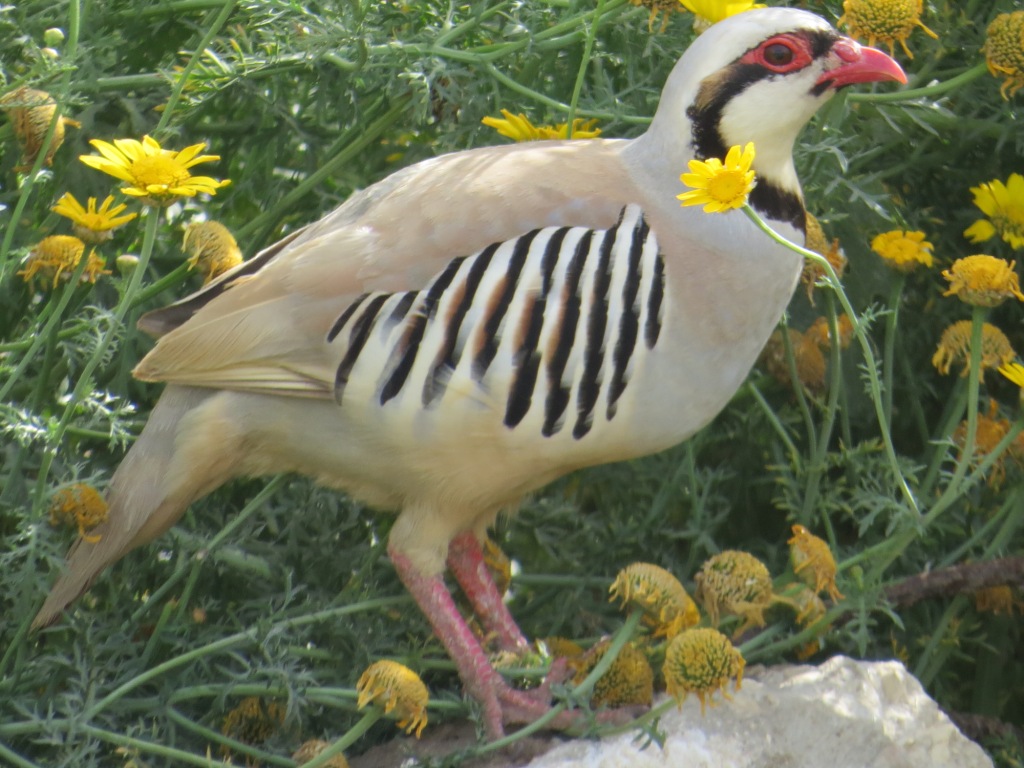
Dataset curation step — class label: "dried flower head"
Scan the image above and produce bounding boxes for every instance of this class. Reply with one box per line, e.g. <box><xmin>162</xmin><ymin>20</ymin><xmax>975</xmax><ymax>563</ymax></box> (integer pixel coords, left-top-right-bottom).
<box><xmin>984</xmin><ymin>11</ymin><xmax>1024</xmax><ymax>99</ymax></box>
<box><xmin>788</xmin><ymin>525</ymin><xmax>844</xmax><ymax>603</ymax></box>
<box><xmin>572</xmin><ymin>639</ymin><xmax>654</xmax><ymax>708</ymax></box>
<box><xmin>541</xmin><ymin>636</ymin><xmax>586</xmax><ymax>662</ymax></box>
<box><xmin>183</xmin><ymin>221</ymin><xmax>244</xmax><ymax>284</ymax></box>
<box><xmin>663</xmin><ymin>628</ymin><xmax>745</xmax><ymax>714</ymax></box>
<box><xmin>695</xmin><ymin>550</ymin><xmax>775</xmax><ymax>638</ymax></box>
<box><xmin>806</xmin><ymin>315</ymin><xmax>855</xmax><ymax>352</ymax></box>
<box><xmin>964</xmin><ymin>174</ymin><xmax>1024</xmax><ymax>250</ymax></box>
<box><xmin>481</xmin><ymin>110</ymin><xmax>601</xmax><ymax>142</ymax></box>
<box><xmin>18</xmin><ymin>235</ymin><xmax>109</xmax><ymax>288</ymax></box>
<box><xmin>49</xmin><ymin>484</ymin><xmax>108</xmax><ymax>543</ymax></box>
<box><xmin>483</xmin><ymin>537</ymin><xmax>513</xmax><ymax>597</ymax></box>
<box><xmin>220</xmin><ymin>697</ymin><xmax>285</xmax><ymax>756</ymax></box>
<box><xmin>760</xmin><ymin>328</ymin><xmax>827</xmax><ymax>395</ymax></box>
<box><xmin>79</xmin><ymin>135</ymin><xmax>231</xmax><ymax>207</ymax></box>
<box><xmin>790</xmin><ymin>585</ymin><xmax>828</xmax><ymax>626</ymax></box>
<box><xmin>52</xmin><ymin>192</ymin><xmax>137</xmax><ymax>244</ymax></box>
<box><xmin>678</xmin><ymin>142</ymin><xmax>756</xmax><ymax>213</ymax></box>
<box><xmin>871</xmin><ymin>229</ymin><xmax>934</xmax><ymax>272</ymax></box>
<box><xmin>609</xmin><ymin>562</ymin><xmax>700</xmax><ymax>639</ymax></box>
<box><xmin>292</xmin><ymin>740</ymin><xmax>350</xmax><ymax>768</ymax></box>
<box><xmin>942</xmin><ymin>255</ymin><xmax>1024</xmax><ymax>307</ymax></box>
<box><xmin>837</xmin><ymin>0</ymin><xmax>937</xmax><ymax>59</ymax></box>
<box><xmin>356</xmin><ymin>660</ymin><xmax>429</xmax><ymax>737</ymax></box>
<box><xmin>953</xmin><ymin>400</ymin><xmax>1016</xmax><ymax>489</ymax></box>
<box><xmin>801</xmin><ymin>213</ymin><xmax>847</xmax><ymax>304</ymax></box>
<box><xmin>679</xmin><ymin>0</ymin><xmax>765</xmax><ymax>32</ymax></box>
<box><xmin>974</xmin><ymin>586</ymin><xmax>1020</xmax><ymax>616</ymax></box>
<box><xmin>932</xmin><ymin>321</ymin><xmax>1016</xmax><ymax>379</ymax></box>
<box><xmin>0</xmin><ymin>87</ymin><xmax>80</xmax><ymax>169</ymax></box>
<box><xmin>630</xmin><ymin>0</ymin><xmax>684</xmax><ymax>33</ymax></box>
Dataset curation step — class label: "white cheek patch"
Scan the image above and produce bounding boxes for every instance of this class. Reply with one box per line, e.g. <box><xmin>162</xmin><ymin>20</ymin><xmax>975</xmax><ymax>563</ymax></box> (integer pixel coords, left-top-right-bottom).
<box><xmin>716</xmin><ymin>70</ymin><xmax>831</xmax><ymax>195</ymax></box>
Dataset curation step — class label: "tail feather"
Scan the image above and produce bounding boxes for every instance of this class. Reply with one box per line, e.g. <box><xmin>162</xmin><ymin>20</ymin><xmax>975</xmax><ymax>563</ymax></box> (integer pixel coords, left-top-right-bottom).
<box><xmin>33</xmin><ymin>384</ymin><xmax>236</xmax><ymax>629</ymax></box>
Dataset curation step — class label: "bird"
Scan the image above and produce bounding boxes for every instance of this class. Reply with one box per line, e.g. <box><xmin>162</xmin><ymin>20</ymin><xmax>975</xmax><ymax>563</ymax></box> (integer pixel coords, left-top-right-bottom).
<box><xmin>33</xmin><ymin>8</ymin><xmax>905</xmax><ymax>739</ymax></box>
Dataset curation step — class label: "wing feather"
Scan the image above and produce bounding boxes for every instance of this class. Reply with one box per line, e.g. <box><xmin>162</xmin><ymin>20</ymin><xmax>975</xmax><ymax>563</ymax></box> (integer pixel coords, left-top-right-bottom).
<box><xmin>134</xmin><ymin>139</ymin><xmax>640</xmax><ymax>396</ymax></box>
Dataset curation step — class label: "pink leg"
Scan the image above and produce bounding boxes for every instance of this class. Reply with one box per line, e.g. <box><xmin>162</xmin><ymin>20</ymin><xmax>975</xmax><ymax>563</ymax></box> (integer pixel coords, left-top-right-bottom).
<box><xmin>446</xmin><ymin>531</ymin><xmax>530</xmax><ymax>653</ymax></box>
<box><xmin>389</xmin><ymin>543</ymin><xmax>567</xmax><ymax>738</ymax></box>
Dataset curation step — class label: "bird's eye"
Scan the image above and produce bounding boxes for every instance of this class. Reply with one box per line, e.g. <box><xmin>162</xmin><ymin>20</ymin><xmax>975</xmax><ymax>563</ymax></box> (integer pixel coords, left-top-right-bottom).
<box><xmin>763</xmin><ymin>43</ymin><xmax>794</xmax><ymax>67</ymax></box>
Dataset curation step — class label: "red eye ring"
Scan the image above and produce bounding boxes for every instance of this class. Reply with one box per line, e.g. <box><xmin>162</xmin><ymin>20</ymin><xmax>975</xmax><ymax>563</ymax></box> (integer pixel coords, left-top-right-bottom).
<box><xmin>741</xmin><ymin>34</ymin><xmax>813</xmax><ymax>74</ymax></box>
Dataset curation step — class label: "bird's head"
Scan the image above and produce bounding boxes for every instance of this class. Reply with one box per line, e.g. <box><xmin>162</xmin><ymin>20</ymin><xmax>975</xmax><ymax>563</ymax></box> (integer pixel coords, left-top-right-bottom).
<box><xmin>640</xmin><ymin>8</ymin><xmax>906</xmax><ymax>233</ymax></box>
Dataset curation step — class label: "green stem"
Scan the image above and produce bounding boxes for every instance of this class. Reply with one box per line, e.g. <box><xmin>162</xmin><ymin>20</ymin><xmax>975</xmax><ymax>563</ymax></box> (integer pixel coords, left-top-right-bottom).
<box><xmin>82</xmin><ymin>595</ymin><xmax>409</xmax><ymax>718</ymax></box>
<box><xmin>295</xmin><ymin>711</ymin><xmax>380</xmax><ymax>768</ymax></box>
<box><xmin>564</xmin><ymin>0</ymin><xmax>603</xmax><ymax>138</ymax></box>
<box><xmin>848</xmin><ymin>62</ymin><xmax>989</xmax><ymax>104</ymax></box>
<box><xmin>748</xmin><ymin>382</ymin><xmax>801</xmax><ymax>469</ymax></box>
<box><xmin>240</xmin><ymin>96</ymin><xmax>409</xmax><ymax>246</ymax></box>
<box><xmin>471</xmin><ymin>610</ymin><xmax>643</xmax><ymax>755</ymax></box>
<box><xmin>155</xmin><ymin>0</ymin><xmax>237</xmax><ymax>135</ymax></box>
<box><xmin>164</xmin><ymin>707</ymin><xmax>294</xmax><ymax>767</ymax></box>
<box><xmin>882</xmin><ymin>275</ymin><xmax>906</xmax><ymax>428</ymax></box>
<box><xmin>0</xmin><ymin>741</ymin><xmax>44</xmax><ymax>768</ymax></box>
<box><xmin>0</xmin><ymin>0</ymin><xmax>81</xmax><ymax>272</ymax></box>
<box><xmin>31</xmin><ymin>212</ymin><xmax>162</xmax><ymax>517</ymax></box>
<box><xmin>742</xmin><ymin>204</ymin><xmax>919</xmax><ymax>516</ymax></box>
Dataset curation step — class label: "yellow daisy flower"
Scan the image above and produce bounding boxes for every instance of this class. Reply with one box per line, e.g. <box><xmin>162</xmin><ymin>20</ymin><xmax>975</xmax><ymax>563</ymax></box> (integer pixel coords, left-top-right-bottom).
<box><xmin>964</xmin><ymin>174</ymin><xmax>1024</xmax><ymax>250</ymax></box>
<box><xmin>18</xmin><ymin>235</ymin><xmax>110</xmax><ymax>288</ymax></box>
<box><xmin>680</xmin><ymin>0</ymin><xmax>765</xmax><ymax>31</ymax></box>
<box><xmin>663</xmin><ymin>628</ymin><xmax>745</xmax><ymax>714</ymax></box>
<box><xmin>677</xmin><ymin>142</ymin><xmax>756</xmax><ymax>214</ymax></box>
<box><xmin>984</xmin><ymin>11</ymin><xmax>1024</xmax><ymax>100</ymax></box>
<box><xmin>52</xmin><ymin>192</ymin><xmax>138</xmax><ymax>244</ymax></box>
<box><xmin>481</xmin><ymin>109</ymin><xmax>601</xmax><ymax>142</ymax></box>
<box><xmin>183</xmin><ymin>221</ymin><xmax>244</xmax><ymax>284</ymax></box>
<box><xmin>870</xmin><ymin>229</ymin><xmax>934</xmax><ymax>272</ymax></box>
<box><xmin>942</xmin><ymin>255</ymin><xmax>1024</xmax><ymax>307</ymax></box>
<box><xmin>356</xmin><ymin>660</ymin><xmax>429</xmax><ymax>738</ymax></box>
<box><xmin>79</xmin><ymin>135</ymin><xmax>231</xmax><ymax>207</ymax></box>
<box><xmin>837</xmin><ymin>0</ymin><xmax>937</xmax><ymax>59</ymax></box>
<box><xmin>932</xmin><ymin>321</ymin><xmax>1016</xmax><ymax>379</ymax></box>
<box><xmin>49</xmin><ymin>484</ymin><xmax>108</xmax><ymax>543</ymax></box>
<box><xmin>0</xmin><ymin>87</ymin><xmax>80</xmax><ymax>170</ymax></box>
<box><xmin>1000</xmin><ymin>361</ymin><xmax>1024</xmax><ymax>388</ymax></box>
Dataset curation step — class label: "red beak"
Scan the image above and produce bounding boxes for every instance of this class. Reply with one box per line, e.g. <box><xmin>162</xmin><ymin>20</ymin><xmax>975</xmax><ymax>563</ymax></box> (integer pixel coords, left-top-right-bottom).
<box><xmin>817</xmin><ymin>38</ymin><xmax>907</xmax><ymax>89</ymax></box>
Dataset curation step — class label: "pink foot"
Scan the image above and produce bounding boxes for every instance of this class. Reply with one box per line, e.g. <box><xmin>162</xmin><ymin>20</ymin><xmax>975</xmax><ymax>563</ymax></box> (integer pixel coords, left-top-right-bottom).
<box><xmin>390</xmin><ymin>543</ymin><xmax>560</xmax><ymax>738</ymax></box>
<box><xmin>446</xmin><ymin>531</ymin><xmax>530</xmax><ymax>653</ymax></box>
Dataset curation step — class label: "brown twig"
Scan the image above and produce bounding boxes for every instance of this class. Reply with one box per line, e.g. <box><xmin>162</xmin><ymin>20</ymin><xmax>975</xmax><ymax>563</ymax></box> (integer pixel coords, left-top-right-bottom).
<box><xmin>883</xmin><ymin>557</ymin><xmax>1024</xmax><ymax>610</ymax></box>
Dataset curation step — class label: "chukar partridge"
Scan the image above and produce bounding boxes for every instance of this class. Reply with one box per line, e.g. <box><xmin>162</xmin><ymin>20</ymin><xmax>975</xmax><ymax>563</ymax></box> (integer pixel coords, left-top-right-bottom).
<box><xmin>34</xmin><ymin>7</ymin><xmax>905</xmax><ymax>739</ymax></box>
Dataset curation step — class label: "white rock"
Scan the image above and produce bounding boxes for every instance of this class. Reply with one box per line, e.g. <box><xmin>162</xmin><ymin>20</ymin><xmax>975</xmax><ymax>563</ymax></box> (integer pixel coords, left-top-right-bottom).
<box><xmin>519</xmin><ymin>656</ymin><xmax>991</xmax><ymax>768</ymax></box>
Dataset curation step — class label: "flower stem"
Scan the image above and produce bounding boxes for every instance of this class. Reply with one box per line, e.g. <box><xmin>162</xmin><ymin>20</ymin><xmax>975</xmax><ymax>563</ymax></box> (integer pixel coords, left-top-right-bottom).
<box><xmin>848</xmin><ymin>61</ymin><xmax>989</xmax><ymax>103</ymax></box>
<box><xmin>31</xmin><ymin>210</ymin><xmax>162</xmax><ymax>517</ymax></box>
<box><xmin>565</xmin><ymin>0</ymin><xmax>604</xmax><ymax>137</ymax></box>
<box><xmin>882</xmin><ymin>275</ymin><xmax>906</xmax><ymax>427</ymax></box>
<box><xmin>296</xmin><ymin>711</ymin><xmax>381</xmax><ymax>768</ymax></box>
<box><xmin>155</xmin><ymin>0</ymin><xmax>237</xmax><ymax>135</ymax></box>
<box><xmin>741</xmin><ymin>204</ymin><xmax>919</xmax><ymax>515</ymax></box>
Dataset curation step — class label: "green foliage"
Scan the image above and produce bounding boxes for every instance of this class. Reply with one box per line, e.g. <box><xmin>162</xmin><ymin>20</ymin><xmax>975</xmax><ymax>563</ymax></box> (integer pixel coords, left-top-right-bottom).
<box><xmin>1</xmin><ymin>0</ymin><xmax>1022</xmax><ymax>765</ymax></box>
